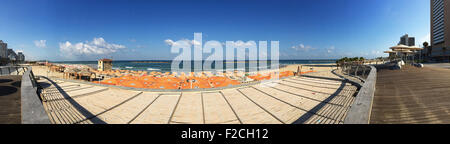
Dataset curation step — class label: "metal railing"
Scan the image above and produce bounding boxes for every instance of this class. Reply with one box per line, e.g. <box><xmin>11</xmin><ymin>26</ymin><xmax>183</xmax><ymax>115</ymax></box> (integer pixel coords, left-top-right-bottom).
<box><xmin>337</xmin><ymin>58</ymin><xmax>391</xmax><ymax>81</ymax></box>
<box><xmin>0</xmin><ymin>66</ymin><xmax>28</xmax><ymax>76</ymax></box>
<box><xmin>338</xmin><ymin>62</ymin><xmax>369</xmax><ymax>82</ymax></box>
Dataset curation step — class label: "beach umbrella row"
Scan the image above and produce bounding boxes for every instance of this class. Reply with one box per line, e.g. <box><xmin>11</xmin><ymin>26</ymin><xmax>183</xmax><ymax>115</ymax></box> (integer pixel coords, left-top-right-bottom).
<box><xmin>98</xmin><ymin>75</ymin><xmax>242</xmax><ymax>89</ymax></box>
<box><xmin>97</xmin><ymin>70</ymin><xmax>297</xmax><ymax>89</ymax></box>
<box><xmin>388</xmin><ymin>44</ymin><xmax>424</xmax><ymax>62</ymax></box>
<box><xmin>389</xmin><ymin>44</ymin><xmax>423</xmax><ymax>52</ymax></box>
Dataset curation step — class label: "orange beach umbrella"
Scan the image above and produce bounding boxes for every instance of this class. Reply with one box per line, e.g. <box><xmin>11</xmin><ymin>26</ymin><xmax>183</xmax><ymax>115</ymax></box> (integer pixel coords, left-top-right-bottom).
<box><xmin>100</xmin><ymin>78</ymin><xmax>119</xmax><ymax>85</ymax></box>
<box><xmin>119</xmin><ymin>80</ymin><xmax>145</xmax><ymax>88</ymax></box>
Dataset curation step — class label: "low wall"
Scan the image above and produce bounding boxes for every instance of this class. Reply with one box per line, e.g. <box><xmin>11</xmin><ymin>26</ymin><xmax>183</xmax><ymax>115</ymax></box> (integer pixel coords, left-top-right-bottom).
<box><xmin>343</xmin><ymin>65</ymin><xmax>376</xmax><ymax>124</ymax></box>
<box><xmin>21</xmin><ymin>67</ymin><xmax>51</xmax><ymax>124</ymax></box>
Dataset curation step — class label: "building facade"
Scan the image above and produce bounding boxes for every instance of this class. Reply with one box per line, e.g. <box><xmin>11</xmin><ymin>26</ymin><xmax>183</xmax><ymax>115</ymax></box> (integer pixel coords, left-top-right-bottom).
<box><xmin>7</xmin><ymin>49</ymin><xmax>17</xmax><ymax>61</ymax></box>
<box><xmin>431</xmin><ymin>0</ymin><xmax>450</xmax><ymax>61</ymax></box>
<box><xmin>98</xmin><ymin>59</ymin><xmax>113</xmax><ymax>71</ymax></box>
<box><xmin>399</xmin><ymin>34</ymin><xmax>415</xmax><ymax>46</ymax></box>
<box><xmin>0</xmin><ymin>40</ymin><xmax>7</xmax><ymax>59</ymax></box>
<box><xmin>17</xmin><ymin>52</ymin><xmax>25</xmax><ymax>62</ymax></box>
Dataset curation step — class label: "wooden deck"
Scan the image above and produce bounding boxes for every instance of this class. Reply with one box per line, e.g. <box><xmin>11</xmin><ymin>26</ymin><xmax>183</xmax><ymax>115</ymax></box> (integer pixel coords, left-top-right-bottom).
<box><xmin>370</xmin><ymin>65</ymin><xmax>450</xmax><ymax>124</ymax></box>
<box><xmin>0</xmin><ymin>75</ymin><xmax>22</xmax><ymax>124</ymax></box>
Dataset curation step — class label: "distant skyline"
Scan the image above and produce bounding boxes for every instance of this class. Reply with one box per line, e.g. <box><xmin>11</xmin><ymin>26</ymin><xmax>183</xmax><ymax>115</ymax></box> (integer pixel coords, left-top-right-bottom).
<box><xmin>0</xmin><ymin>0</ymin><xmax>430</xmax><ymax>61</ymax></box>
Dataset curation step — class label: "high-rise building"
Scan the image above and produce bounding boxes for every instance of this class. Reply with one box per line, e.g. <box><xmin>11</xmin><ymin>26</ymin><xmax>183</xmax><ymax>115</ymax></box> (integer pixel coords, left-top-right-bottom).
<box><xmin>431</xmin><ymin>0</ymin><xmax>450</xmax><ymax>60</ymax></box>
<box><xmin>0</xmin><ymin>40</ymin><xmax>7</xmax><ymax>59</ymax></box>
<box><xmin>7</xmin><ymin>49</ymin><xmax>17</xmax><ymax>61</ymax></box>
<box><xmin>399</xmin><ymin>34</ymin><xmax>415</xmax><ymax>46</ymax></box>
<box><xmin>17</xmin><ymin>52</ymin><xmax>25</xmax><ymax>62</ymax></box>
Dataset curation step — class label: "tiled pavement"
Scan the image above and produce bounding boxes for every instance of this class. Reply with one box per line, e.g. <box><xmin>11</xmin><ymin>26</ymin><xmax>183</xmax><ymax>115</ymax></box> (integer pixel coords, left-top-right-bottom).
<box><xmin>38</xmin><ymin>73</ymin><xmax>358</xmax><ymax>124</ymax></box>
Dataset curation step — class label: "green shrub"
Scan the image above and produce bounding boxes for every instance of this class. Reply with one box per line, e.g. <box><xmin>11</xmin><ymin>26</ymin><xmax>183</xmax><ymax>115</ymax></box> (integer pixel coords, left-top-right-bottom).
<box><xmin>336</xmin><ymin>57</ymin><xmax>365</xmax><ymax>64</ymax></box>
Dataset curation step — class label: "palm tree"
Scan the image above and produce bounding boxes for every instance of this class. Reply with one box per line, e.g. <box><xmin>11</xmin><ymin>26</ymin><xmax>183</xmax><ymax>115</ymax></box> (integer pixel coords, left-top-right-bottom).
<box><xmin>423</xmin><ymin>42</ymin><xmax>429</xmax><ymax>47</ymax></box>
<box><xmin>423</xmin><ymin>42</ymin><xmax>431</xmax><ymax>57</ymax></box>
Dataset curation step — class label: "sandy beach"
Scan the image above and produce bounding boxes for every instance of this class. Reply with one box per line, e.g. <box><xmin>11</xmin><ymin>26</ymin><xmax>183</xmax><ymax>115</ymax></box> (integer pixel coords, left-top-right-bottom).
<box><xmin>32</xmin><ymin>66</ymin><xmax>65</xmax><ymax>79</ymax></box>
<box><xmin>32</xmin><ymin>63</ymin><xmax>337</xmax><ymax>82</ymax></box>
<box><xmin>281</xmin><ymin>63</ymin><xmax>337</xmax><ymax>73</ymax></box>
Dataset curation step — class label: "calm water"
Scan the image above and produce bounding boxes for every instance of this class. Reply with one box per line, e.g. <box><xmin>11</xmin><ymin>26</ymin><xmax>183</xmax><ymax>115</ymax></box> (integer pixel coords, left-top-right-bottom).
<box><xmin>51</xmin><ymin>60</ymin><xmax>336</xmax><ymax>72</ymax></box>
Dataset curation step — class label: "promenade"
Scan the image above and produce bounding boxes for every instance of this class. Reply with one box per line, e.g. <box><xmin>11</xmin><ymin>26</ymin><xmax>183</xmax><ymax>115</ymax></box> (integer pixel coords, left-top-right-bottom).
<box><xmin>37</xmin><ymin>71</ymin><xmax>358</xmax><ymax>124</ymax></box>
<box><xmin>0</xmin><ymin>75</ymin><xmax>22</xmax><ymax>124</ymax></box>
<box><xmin>370</xmin><ymin>65</ymin><xmax>450</xmax><ymax>124</ymax></box>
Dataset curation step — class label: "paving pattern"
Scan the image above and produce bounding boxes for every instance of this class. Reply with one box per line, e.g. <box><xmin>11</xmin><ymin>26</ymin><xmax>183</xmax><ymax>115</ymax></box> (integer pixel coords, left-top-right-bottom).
<box><xmin>371</xmin><ymin>66</ymin><xmax>450</xmax><ymax>124</ymax></box>
<box><xmin>38</xmin><ymin>72</ymin><xmax>358</xmax><ymax>124</ymax></box>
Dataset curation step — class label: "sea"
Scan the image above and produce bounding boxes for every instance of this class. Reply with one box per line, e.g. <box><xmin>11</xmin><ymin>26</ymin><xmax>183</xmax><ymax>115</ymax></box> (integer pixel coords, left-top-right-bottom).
<box><xmin>51</xmin><ymin>60</ymin><xmax>336</xmax><ymax>72</ymax></box>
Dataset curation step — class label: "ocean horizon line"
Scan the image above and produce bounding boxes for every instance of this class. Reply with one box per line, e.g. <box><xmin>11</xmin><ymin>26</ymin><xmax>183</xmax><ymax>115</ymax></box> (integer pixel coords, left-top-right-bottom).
<box><xmin>47</xmin><ymin>59</ymin><xmax>339</xmax><ymax>62</ymax></box>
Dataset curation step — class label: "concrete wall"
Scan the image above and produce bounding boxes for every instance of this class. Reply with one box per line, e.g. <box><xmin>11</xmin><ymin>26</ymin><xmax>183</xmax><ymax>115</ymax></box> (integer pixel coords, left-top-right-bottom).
<box><xmin>21</xmin><ymin>67</ymin><xmax>51</xmax><ymax>124</ymax></box>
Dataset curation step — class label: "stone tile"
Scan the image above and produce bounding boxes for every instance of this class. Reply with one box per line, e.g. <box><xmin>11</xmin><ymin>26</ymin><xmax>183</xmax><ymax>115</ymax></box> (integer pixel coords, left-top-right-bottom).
<box><xmin>202</xmin><ymin>92</ymin><xmax>239</xmax><ymax>124</ymax></box>
<box><xmin>169</xmin><ymin>92</ymin><xmax>203</xmax><ymax>124</ymax></box>
<box><xmin>221</xmin><ymin>89</ymin><xmax>281</xmax><ymax>124</ymax></box>
<box><xmin>131</xmin><ymin>94</ymin><xmax>180</xmax><ymax>124</ymax></box>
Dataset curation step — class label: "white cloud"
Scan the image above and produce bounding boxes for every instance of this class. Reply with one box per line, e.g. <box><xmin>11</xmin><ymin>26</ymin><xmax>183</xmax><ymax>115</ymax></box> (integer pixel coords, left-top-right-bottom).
<box><xmin>291</xmin><ymin>44</ymin><xmax>314</xmax><ymax>51</ymax></box>
<box><xmin>164</xmin><ymin>39</ymin><xmax>175</xmax><ymax>46</ymax></box>
<box><xmin>34</xmin><ymin>40</ymin><xmax>47</xmax><ymax>48</ymax></box>
<box><xmin>59</xmin><ymin>37</ymin><xmax>125</xmax><ymax>56</ymax></box>
<box><xmin>164</xmin><ymin>39</ymin><xmax>203</xmax><ymax>47</ymax></box>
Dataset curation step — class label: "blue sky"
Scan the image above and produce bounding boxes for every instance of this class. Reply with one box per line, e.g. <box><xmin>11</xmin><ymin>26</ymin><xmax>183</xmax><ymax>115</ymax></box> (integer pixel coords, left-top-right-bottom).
<box><xmin>0</xmin><ymin>0</ymin><xmax>430</xmax><ymax>61</ymax></box>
